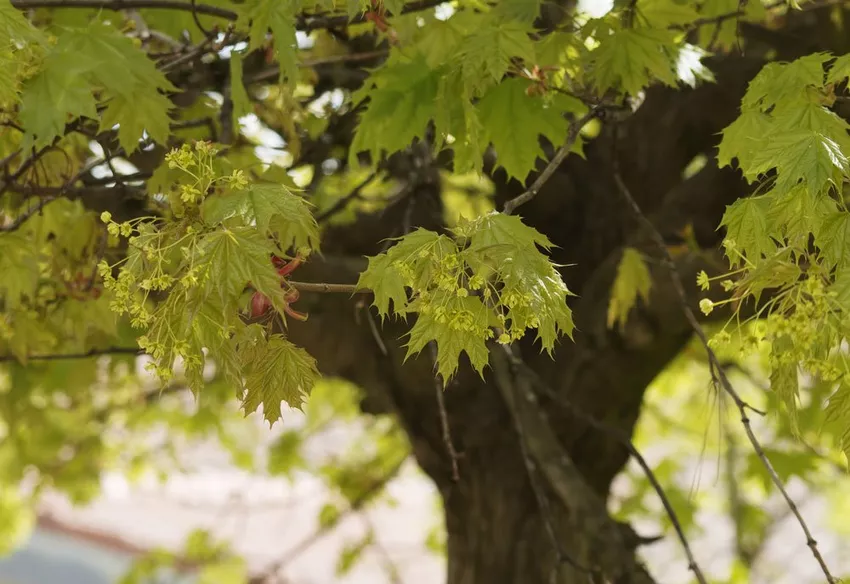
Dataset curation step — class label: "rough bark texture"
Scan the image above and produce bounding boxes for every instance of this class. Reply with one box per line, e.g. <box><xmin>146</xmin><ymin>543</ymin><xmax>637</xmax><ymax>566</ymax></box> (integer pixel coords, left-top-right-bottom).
<box><xmin>52</xmin><ymin>4</ymin><xmax>850</xmax><ymax>582</ymax></box>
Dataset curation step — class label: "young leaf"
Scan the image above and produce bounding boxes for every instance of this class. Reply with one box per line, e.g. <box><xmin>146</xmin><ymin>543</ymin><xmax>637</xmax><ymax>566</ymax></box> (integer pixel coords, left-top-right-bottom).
<box><xmin>816</xmin><ymin>211</ymin><xmax>850</xmax><ymax>270</ymax></box>
<box><xmin>405</xmin><ymin>292</ymin><xmax>492</xmax><ymax>381</ymax></box>
<box><xmin>476</xmin><ymin>78</ymin><xmax>569</xmax><ymax>182</ymax></box>
<box><xmin>607</xmin><ymin>247</ymin><xmax>652</xmax><ymax>330</ymax></box>
<box><xmin>0</xmin><ymin>233</ymin><xmax>39</xmax><ymax>309</ymax></box>
<box><xmin>746</xmin><ymin>130</ymin><xmax>849</xmax><ymax>194</ymax></box>
<box><xmin>195</xmin><ymin>227</ymin><xmax>287</xmax><ymax>311</ymax></box>
<box><xmin>240</xmin><ymin>0</ymin><xmax>299</xmax><ymax>84</ymax></box>
<box><xmin>240</xmin><ymin>335</ymin><xmax>320</xmax><ymax>424</ymax></box>
<box><xmin>459</xmin><ymin>19</ymin><xmax>535</xmax><ymax>92</ymax></box>
<box><xmin>719</xmin><ymin>195</ymin><xmax>775</xmax><ymax>265</ymax></box>
<box><xmin>827</xmin><ymin>53</ymin><xmax>850</xmax><ymax>86</ymax></box>
<box><xmin>356</xmin><ymin>253</ymin><xmax>409</xmax><ymax>319</ymax></box>
<box><xmin>350</xmin><ymin>54</ymin><xmax>439</xmax><ymax>165</ymax></box>
<box><xmin>229</xmin><ymin>50</ymin><xmax>253</xmax><ymax>128</ymax></box>
<box><xmin>591</xmin><ymin>27</ymin><xmax>677</xmax><ymax>96</ymax></box>
<box><xmin>201</xmin><ymin>184</ymin><xmax>319</xmax><ymax>251</ymax></box>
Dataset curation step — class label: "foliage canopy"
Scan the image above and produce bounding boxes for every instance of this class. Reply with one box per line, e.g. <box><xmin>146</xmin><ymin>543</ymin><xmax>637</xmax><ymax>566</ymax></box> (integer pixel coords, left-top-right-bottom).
<box><xmin>3</xmin><ymin>0</ymin><xmax>850</xmax><ymax>582</ymax></box>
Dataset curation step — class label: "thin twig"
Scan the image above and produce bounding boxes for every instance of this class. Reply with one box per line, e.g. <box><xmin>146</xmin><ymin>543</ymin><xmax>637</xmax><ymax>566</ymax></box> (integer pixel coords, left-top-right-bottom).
<box><xmin>316</xmin><ymin>170</ymin><xmax>380</xmax><ymax>224</ymax></box>
<box><xmin>0</xmin><ymin>347</ymin><xmax>142</xmax><ymax>363</ymax></box>
<box><xmin>502</xmin><ymin>108</ymin><xmax>598</xmax><ymax>216</ymax></box>
<box><xmin>428</xmin><ymin>342</ymin><xmax>460</xmax><ymax>482</ymax></box>
<box><xmin>9</xmin><ymin>0</ymin><xmax>448</xmax><ymax>31</ymax></box>
<box><xmin>246</xmin><ymin>50</ymin><xmax>389</xmax><ymax>85</ymax></box>
<box><xmin>10</xmin><ymin>0</ymin><xmax>238</xmax><ymax>19</ymax></box>
<box><xmin>0</xmin><ymin>196</ymin><xmax>55</xmax><ymax>232</ymax></box>
<box><xmin>610</xmin><ymin>157</ymin><xmax>839</xmax><ymax>583</ymax></box>
<box><xmin>189</xmin><ymin>0</ymin><xmax>214</xmax><ymax>36</ymax></box>
<box><xmin>251</xmin><ymin>458</ymin><xmax>405</xmax><ymax>583</ymax></box>
<box><xmin>289</xmin><ymin>281</ymin><xmax>363</xmax><ymax>294</ymax></box>
<box><xmin>509</xmin><ymin>353</ymin><xmax>709</xmax><ymax>584</ymax></box>
<box><xmin>1</xmin><ymin>154</ymin><xmax>106</xmax><ymax>232</ymax></box>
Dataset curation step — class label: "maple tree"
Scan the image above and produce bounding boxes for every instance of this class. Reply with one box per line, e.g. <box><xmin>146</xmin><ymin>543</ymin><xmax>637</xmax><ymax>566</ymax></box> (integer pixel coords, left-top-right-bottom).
<box><xmin>3</xmin><ymin>0</ymin><xmax>850</xmax><ymax>582</ymax></box>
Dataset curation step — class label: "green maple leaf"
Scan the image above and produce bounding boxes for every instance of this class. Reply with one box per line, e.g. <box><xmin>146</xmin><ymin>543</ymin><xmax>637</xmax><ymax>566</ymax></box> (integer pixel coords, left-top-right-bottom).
<box><xmin>770</xmin><ymin>335</ymin><xmax>800</xmax><ymax>433</ymax></box>
<box><xmin>491</xmin><ymin>0</ymin><xmax>542</xmax><ymax>24</ymax></box>
<box><xmin>816</xmin><ymin>211</ymin><xmax>850</xmax><ymax>270</ymax></box>
<box><xmin>607</xmin><ymin>247</ymin><xmax>652</xmax><ymax>330</ymax></box>
<box><xmin>716</xmin><ymin>109</ymin><xmax>773</xmax><ymax>173</ymax></box>
<box><xmin>18</xmin><ymin>49</ymin><xmax>98</xmax><ymax>149</ymax></box>
<box><xmin>638</xmin><ymin>0</ymin><xmax>700</xmax><ymax>27</ymax></box>
<box><xmin>0</xmin><ymin>0</ymin><xmax>44</xmax><ymax>44</ymax></box>
<box><xmin>720</xmin><ymin>195</ymin><xmax>775</xmax><ymax>266</ymax></box>
<box><xmin>0</xmin><ymin>49</ymin><xmax>18</xmax><ymax>106</ymax></box>
<box><xmin>742</xmin><ymin>53</ymin><xmax>831</xmax><ymax>110</ymax></box>
<box><xmin>229</xmin><ymin>50</ymin><xmax>253</xmax><ymax>127</ymax></box>
<box><xmin>766</xmin><ymin>184</ymin><xmax>836</xmax><ymax>243</ymax></box>
<box><xmin>0</xmin><ymin>234</ymin><xmax>39</xmax><ymax>309</ymax></box>
<box><xmin>19</xmin><ymin>22</ymin><xmax>175</xmax><ymax>150</ymax></box>
<box><xmin>747</xmin><ymin>130</ymin><xmax>849</xmax><ymax>193</ymax></box>
<box><xmin>195</xmin><ymin>227</ymin><xmax>286</xmax><ymax>310</ymax></box>
<box><xmin>241</xmin><ymin>335</ymin><xmax>319</xmax><ymax>424</ymax></box>
<box><xmin>462</xmin><ymin>213</ymin><xmax>574</xmax><ymax>351</ymax></box>
<box><xmin>416</xmin><ymin>18</ymin><xmax>465</xmax><ymax>68</ymax></box>
<box><xmin>241</xmin><ymin>0</ymin><xmax>299</xmax><ymax>84</ymax></box>
<box><xmin>824</xmin><ymin>381</ymin><xmax>850</xmax><ymax>462</ymax></box>
<box><xmin>827</xmin><ymin>53</ymin><xmax>850</xmax><ymax>86</ymax></box>
<box><xmin>405</xmin><ymin>293</ymin><xmax>491</xmax><ymax>381</ymax></box>
<box><xmin>591</xmin><ymin>27</ymin><xmax>677</xmax><ymax>96</ymax></box>
<box><xmin>100</xmin><ymin>92</ymin><xmax>174</xmax><ymax>152</ymax></box>
<box><xmin>459</xmin><ymin>19</ymin><xmax>535</xmax><ymax>92</ymax></box>
<box><xmin>476</xmin><ymin>78</ymin><xmax>571</xmax><ymax>182</ymax></box>
<box><xmin>350</xmin><ymin>55</ymin><xmax>439</xmax><ymax>165</ymax></box>
<box><xmin>201</xmin><ymin>184</ymin><xmax>319</xmax><ymax>251</ymax></box>
<box><xmin>356</xmin><ymin>253</ymin><xmax>409</xmax><ymax>319</ymax></box>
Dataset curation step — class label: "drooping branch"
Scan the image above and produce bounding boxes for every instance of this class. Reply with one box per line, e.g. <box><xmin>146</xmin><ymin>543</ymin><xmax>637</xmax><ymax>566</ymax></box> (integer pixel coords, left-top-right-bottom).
<box><xmin>610</xmin><ymin>161</ymin><xmax>840</xmax><ymax>583</ymax></box>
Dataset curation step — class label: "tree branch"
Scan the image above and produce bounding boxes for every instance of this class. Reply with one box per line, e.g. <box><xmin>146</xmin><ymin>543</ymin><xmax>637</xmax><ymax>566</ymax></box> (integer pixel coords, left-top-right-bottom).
<box><xmin>611</xmin><ymin>163</ymin><xmax>839</xmax><ymax>583</ymax></box>
<box><xmin>316</xmin><ymin>169</ymin><xmax>380</xmax><ymax>224</ymax></box>
<box><xmin>428</xmin><ymin>341</ymin><xmax>460</xmax><ymax>482</ymax></box>
<box><xmin>10</xmin><ymin>0</ymin><xmax>448</xmax><ymax>30</ymax></box>
<box><xmin>289</xmin><ymin>281</ymin><xmax>363</xmax><ymax>294</ymax></box>
<box><xmin>0</xmin><ymin>347</ymin><xmax>142</xmax><ymax>363</ymax></box>
<box><xmin>502</xmin><ymin>108</ymin><xmax>599</xmax><ymax>216</ymax></box>
<box><xmin>10</xmin><ymin>0</ymin><xmax>238</xmax><ymax>20</ymax></box>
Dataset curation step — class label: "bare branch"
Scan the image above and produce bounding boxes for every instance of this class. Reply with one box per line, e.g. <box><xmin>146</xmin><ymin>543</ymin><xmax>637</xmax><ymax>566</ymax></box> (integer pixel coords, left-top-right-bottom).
<box><xmin>611</xmin><ymin>157</ymin><xmax>839</xmax><ymax>583</ymax></box>
<box><xmin>10</xmin><ymin>0</ymin><xmax>238</xmax><ymax>20</ymax></box>
<box><xmin>250</xmin><ymin>457</ymin><xmax>406</xmax><ymax>583</ymax></box>
<box><xmin>0</xmin><ymin>196</ymin><xmax>55</xmax><ymax>232</ymax></box>
<box><xmin>10</xmin><ymin>0</ymin><xmax>448</xmax><ymax>30</ymax></box>
<box><xmin>502</xmin><ymin>108</ymin><xmax>599</xmax><ymax>216</ymax></box>
<box><xmin>289</xmin><ymin>281</ymin><xmax>363</xmax><ymax>294</ymax></box>
<box><xmin>0</xmin><ymin>347</ymin><xmax>142</xmax><ymax>363</ymax></box>
<box><xmin>316</xmin><ymin>170</ymin><xmax>380</xmax><ymax>224</ymax></box>
<box><xmin>428</xmin><ymin>342</ymin><xmax>460</xmax><ymax>482</ymax></box>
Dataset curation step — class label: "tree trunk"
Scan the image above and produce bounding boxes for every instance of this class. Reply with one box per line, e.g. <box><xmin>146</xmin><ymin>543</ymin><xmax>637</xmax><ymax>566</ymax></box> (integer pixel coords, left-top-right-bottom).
<box><xmin>280</xmin><ymin>41</ymin><xmax>800</xmax><ymax>582</ymax></box>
